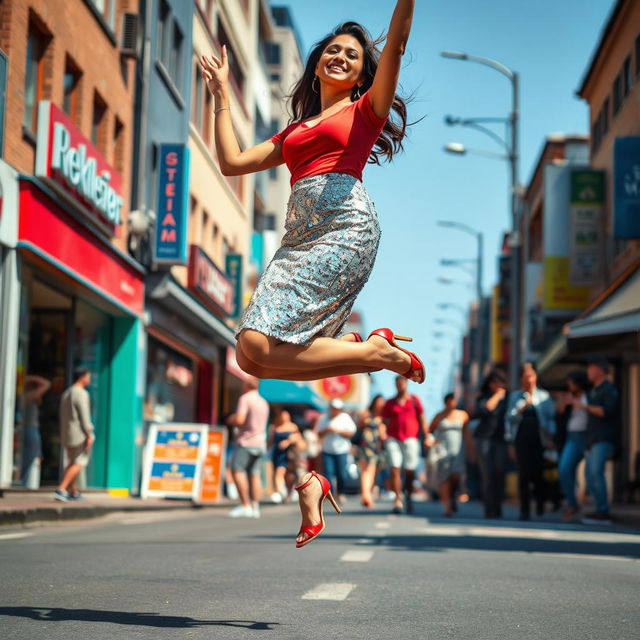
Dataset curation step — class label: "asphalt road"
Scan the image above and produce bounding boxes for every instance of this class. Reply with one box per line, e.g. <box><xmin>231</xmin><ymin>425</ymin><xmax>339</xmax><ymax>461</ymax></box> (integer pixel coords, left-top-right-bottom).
<box><xmin>0</xmin><ymin>499</ymin><xmax>638</xmax><ymax>640</ymax></box>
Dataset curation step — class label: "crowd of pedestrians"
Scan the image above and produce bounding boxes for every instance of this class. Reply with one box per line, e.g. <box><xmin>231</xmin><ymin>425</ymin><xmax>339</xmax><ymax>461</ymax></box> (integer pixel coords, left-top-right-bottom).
<box><xmin>223</xmin><ymin>356</ymin><xmax>620</xmax><ymax>525</ymax></box>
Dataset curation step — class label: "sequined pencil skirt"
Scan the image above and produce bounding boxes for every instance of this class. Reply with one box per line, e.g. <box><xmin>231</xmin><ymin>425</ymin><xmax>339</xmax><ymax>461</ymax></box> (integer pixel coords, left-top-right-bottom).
<box><xmin>237</xmin><ymin>172</ymin><xmax>381</xmax><ymax>345</ymax></box>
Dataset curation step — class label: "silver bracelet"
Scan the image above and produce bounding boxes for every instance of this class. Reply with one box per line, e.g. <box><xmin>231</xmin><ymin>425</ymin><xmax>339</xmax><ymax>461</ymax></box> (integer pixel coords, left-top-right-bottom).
<box><xmin>214</xmin><ymin>107</ymin><xmax>229</xmax><ymax>114</ymax></box>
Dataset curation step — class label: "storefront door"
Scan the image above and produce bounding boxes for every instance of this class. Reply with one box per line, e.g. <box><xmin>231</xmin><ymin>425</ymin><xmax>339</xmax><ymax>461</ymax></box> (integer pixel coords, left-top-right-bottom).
<box><xmin>14</xmin><ymin>272</ymin><xmax>111</xmax><ymax>488</ymax></box>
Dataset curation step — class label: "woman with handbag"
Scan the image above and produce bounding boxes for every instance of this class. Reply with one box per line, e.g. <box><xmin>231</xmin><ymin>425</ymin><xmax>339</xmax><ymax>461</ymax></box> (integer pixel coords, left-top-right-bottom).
<box><xmin>506</xmin><ymin>363</ymin><xmax>556</xmax><ymax>520</ymax></box>
<box><xmin>426</xmin><ymin>393</ymin><xmax>473</xmax><ymax>517</ymax></box>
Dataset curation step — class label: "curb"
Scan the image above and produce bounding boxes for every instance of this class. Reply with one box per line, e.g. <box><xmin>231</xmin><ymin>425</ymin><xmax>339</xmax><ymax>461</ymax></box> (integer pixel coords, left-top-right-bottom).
<box><xmin>0</xmin><ymin>501</ymin><xmax>228</xmax><ymax>528</ymax></box>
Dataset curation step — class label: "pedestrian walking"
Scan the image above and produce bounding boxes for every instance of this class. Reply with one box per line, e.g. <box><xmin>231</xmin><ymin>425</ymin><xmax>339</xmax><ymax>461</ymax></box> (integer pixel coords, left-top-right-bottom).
<box><xmin>268</xmin><ymin>407</ymin><xmax>303</xmax><ymax>503</ymax></box>
<box><xmin>20</xmin><ymin>375</ymin><xmax>50</xmax><ymax>489</ymax></box>
<box><xmin>580</xmin><ymin>357</ymin><xmax>619</xmax><ymax>525</ymax></box>
<box><xmin>55</xmin><ymin>368</ymin><xmax>95</xmax><ymax>502</ymax></box>
<box><xmin>202</xmin><ymin>0</ymin><xmax>418</xmax><ymax>547</ymax></box>
<box><xmin>506</xmin><ymin>363</ymin><xmax>556</xmax><ymax>520</ymax></box>
<box><xmin>381</xmin><ymin>376</ymin><xmax>428</xmax><ymax>514</ymax></box>
<box><xmin>427</xmin><ymin>393</ymin><xmax>473</xmax><ymax>517</ymax></box>
<box><xmin>556</xmin><ymin>369</ymin><xmax>591</xmax><ymax>522</ymax></box>
<box><xmin>474</xmin><ymin>370</ymin><xmax>509</xmax><ymax>519</ymax></box>
<box><xmin>357</xmin><ymin>394</ymin><xmax>385</xmax><ymax>508</ymax></box>
<box><xmin>315</xmin><ymin>399</ymin><xmax>357</xmax><ymax>504</ymax></box>
<box><xmin>227</xmin><ymin>377</ymin><xmax>269</xmax><ymax>518</ymax></box>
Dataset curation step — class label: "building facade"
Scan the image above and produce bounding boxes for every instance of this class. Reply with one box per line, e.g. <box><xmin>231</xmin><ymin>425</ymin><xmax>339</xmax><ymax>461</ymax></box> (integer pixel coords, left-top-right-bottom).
<box><xmin>0</xmin><ymin>0</ymin><xmax>144</xmax><ymax>491</ymax></box>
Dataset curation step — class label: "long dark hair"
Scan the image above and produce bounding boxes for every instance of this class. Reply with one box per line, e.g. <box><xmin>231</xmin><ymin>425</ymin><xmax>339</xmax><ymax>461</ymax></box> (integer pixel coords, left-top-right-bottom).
<box><xmin>289</xmin><ymin>21</ymin><xmax>409</xmax><ymax>165</ymax></box>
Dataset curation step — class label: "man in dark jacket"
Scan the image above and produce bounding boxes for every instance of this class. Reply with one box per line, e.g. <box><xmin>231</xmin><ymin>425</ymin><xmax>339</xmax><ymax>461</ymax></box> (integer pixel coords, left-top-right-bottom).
<box><xmin>578</xmin><ymin>357</ymin><xmax>619</xmax><ymax>524</ymax></box>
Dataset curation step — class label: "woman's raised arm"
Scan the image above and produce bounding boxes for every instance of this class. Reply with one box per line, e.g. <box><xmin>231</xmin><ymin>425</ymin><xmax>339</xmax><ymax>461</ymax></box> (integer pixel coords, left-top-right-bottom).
<box><xmin>368</xmin><ymin>0</ymin><xmax>415</xmax><ymax>120</ymax></box>
<box><xmin>201</xmin><ymin>48</ymin><xmax>285</xmax><ymax>176</ymax></box>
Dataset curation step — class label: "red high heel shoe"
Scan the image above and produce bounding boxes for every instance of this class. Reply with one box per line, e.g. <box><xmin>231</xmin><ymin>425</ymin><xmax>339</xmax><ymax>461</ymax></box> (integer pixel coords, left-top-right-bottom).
<box><xmin>294</xmin><ymin>471</ymin><xmax>341</xmax><ymax>548</ymax></box>
<box><xmin>345</xmin><ymin>331</ymin><xmax>362</xmax><ymax>342</ymax></box>
<box><xmin>368</xmin><ymin>328</ymin><xmax>426</xmax><ymax>383</ymax></box>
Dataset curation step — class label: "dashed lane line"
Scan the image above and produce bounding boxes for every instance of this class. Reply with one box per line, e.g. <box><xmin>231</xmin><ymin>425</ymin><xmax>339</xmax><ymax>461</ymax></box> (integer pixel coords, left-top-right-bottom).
<box><xmin>340</xmin><ymin>550</ymin><xmax>374</xmax><ymax>562</ymax></box>
<box><xmin>302</xmin><ymin>583</ymin><xmax>357</xmax><ymax>600</ymax></box>
<box><xmin>0</xmin><ymin>532</ymin><xmax>34</xmax><ymax>541</ymax></box>
<box><xmin>374</xmin><ymin>521</ymin><xmax>391</xmax><ymax>529</ymax></box>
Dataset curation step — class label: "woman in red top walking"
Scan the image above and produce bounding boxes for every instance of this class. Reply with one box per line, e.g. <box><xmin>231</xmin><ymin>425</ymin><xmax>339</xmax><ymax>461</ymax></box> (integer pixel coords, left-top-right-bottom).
<box><xmin>202</xmin><ymin>0</ymin><xmax>419</xmax><ymax>547</ymax></box>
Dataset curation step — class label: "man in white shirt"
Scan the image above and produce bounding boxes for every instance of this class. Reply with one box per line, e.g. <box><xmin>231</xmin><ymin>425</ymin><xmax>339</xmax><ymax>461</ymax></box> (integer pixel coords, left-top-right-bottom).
<box><xmin>316</xmin><ymin>399</ymin><xmax>356</xmax><ymax>503</ymax></box>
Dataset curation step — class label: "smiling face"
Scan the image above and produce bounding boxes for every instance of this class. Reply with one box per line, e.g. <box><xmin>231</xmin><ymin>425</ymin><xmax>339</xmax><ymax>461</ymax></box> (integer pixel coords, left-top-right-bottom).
<box><xmin>315</xmin><ymin>34</ymin><xmax>364</xmax><ymax>93</ymax></box>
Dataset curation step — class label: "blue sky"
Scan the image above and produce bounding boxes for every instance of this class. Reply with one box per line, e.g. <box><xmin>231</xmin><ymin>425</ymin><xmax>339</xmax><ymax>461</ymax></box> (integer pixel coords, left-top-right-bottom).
<box><xmin>281</xmin><ymin>0</ymin><xmax>614</xmax><ymax>413</ymax></box>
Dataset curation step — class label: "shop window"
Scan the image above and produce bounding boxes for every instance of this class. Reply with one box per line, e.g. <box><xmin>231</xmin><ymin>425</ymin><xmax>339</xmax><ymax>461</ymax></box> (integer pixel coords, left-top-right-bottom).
<box><xmin>91</xmin><ymin>91</ymin><xmax>107</xmax><ymax>153</ymax></box>
<box><xmin>623</xmin><ymin>55</ymin><xmax>632</xmax><ymax>97</ymax></box>
<box><xmin>145</xmin><ymin>336</ymin><xmax>197</xmax><ymax>423</ymax></box>
<box><xmin>63</xmin><ymin>56</ymin><xmax>82</xmax><ymax>124</ymax></box>
<box><xmin>113</xmin><ymin>117</ymin><xmax>124</xmax><ymax>173</ymax></box>
<box><xmin>23</xmin><ymin>21</ymin><xmax>48</xmax><ymax>133</ymax></box>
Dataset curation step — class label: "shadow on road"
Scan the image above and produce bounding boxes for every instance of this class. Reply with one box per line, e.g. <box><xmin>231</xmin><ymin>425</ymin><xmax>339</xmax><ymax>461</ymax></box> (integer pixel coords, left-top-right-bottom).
<box><xmin>0</xmin><ymin>607</ymin><xmax>280</xmax><ymax>630</ymax></box>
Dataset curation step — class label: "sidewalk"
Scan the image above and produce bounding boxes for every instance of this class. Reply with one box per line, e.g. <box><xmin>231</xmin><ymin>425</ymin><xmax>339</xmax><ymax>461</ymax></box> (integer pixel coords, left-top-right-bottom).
<box><xmin>0</xmin><ymin>489</ymin><xmax>235</xmax><ymax>527</ymax></box>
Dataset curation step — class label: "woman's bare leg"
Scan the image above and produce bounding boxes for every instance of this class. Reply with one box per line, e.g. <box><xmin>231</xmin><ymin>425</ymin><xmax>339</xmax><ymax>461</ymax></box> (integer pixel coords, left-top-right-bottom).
<box><xmin>238</xmin><ymin>330</ymin><xmax>411</xmax><ymax>375</ymax></box>
<box><xmin>236</xmin><ymin>342</ymin><xmax>381</xmax><ymax>380</ymax></box>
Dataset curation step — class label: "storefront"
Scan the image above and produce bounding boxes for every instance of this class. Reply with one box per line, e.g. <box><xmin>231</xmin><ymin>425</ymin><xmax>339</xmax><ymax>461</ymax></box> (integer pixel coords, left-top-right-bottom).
<box><xmin>0</xmin><ymin>103</ymin><xmax>145</xmax><ymax>492</ymax></box>
<box><xmin>144</xmin><ymin>244</ymin><xmax>238</xmax><ymax>431</ymax></box>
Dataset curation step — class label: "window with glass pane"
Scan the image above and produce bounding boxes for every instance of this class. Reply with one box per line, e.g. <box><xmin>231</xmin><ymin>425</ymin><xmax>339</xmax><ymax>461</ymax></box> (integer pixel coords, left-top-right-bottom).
<box><xmin>91</xmin><ymin>92</ymin><xmax>107</xmax><ymax>151</ymax></box>
<box><xmin>23</xmin><ymin>25</ymin><xmax>46</xmax><ymax>131</ymax></box>
<box><xmin>612</xmin><ymin>74</ymin><xmax>622</xmax><ymax>115</ymax></box>
<box><xmin>88</xmin><ymin>0</ymin><xmax>115</xmax><ymax>29</ymax></box>
<box><xmin>623</xmin><ymin>56</ymin><xmax>632</xmax><ymax>96</ymax></box>
<box><xmin>63</xmin><ymin>57</ymin><xmax>81</xmax><ymax>122</ymax></box>
<box><xmin>169</xmin><ymin>23</ymin><xmax>183</xmax><ymax>87</ymax></box>
<box><xmin>158</xmin><ymin>0</ymin><xmax>170</xmax><ymax>67</ymax></box>
<box><xmin>113</xmin><ymin>117</ymin><xmax>124</xmax><ymax>172</ymax></box>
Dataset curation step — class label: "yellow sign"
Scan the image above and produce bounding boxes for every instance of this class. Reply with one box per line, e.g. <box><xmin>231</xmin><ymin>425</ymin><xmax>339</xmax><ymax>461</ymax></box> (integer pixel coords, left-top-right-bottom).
<box><xmin>543</xmin><ymin>256</ymin><xmax>589</xmax><ymax>310</ymax></box>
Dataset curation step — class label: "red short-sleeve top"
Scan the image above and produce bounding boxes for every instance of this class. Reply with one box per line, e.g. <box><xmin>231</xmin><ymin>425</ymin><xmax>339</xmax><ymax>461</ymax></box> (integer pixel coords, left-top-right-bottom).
<box><xmin>270</xmin><ymin>90</ymin><xmax>388</xmax><ymax>186</ymax></box>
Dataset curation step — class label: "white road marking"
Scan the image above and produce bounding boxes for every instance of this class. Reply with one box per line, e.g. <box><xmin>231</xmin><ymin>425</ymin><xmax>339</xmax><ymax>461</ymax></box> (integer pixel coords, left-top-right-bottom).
<box><xmin>357</xmin><ymin>538</ymin><xmax>376</xmax><ymax>545</ymax></box>
<box><xmin>374</xmin><ymin>521</ymin><xmax>391</xmax><ymax>529</ymax></box>
<box><xmin>340</xmin><ymin>550</ymin><xmax>374</xmax><ymax>563</ymax></box>
<box><xmin>302</xmin><ymin>583</ymin><xmax>357</xmax><ymax>600</ymax></box>
<box><xmin>0</xmin><ymin>532</ymin><xmax>34</xmax><ymax>541</ymax></box>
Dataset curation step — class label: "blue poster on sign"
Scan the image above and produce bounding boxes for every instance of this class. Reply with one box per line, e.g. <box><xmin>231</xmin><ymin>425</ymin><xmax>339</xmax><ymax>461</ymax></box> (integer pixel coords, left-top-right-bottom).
<box><xmin>614</xmin><ymin>137</ymin><xmax>640</xmax><ymax>239</ymax></box>
<box><xmin>155</xmin><ymin>144</ymin><xmax>189</xmax><ymax>264</ymax></box>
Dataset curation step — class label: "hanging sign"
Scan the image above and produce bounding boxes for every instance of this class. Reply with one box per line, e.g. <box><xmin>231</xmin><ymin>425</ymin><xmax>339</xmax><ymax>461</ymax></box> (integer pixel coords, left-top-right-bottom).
<box><xmin>614</xmin><ymin>137</ymin><xmax>640</xmax><ymax>239</ymax></box>
<box><xmin>188</xmin><ymin>245</ymin><xmax>235</xmax><ymax>316</ymax></box>
<box><xmin>35</xmin><ymin>101</ymin><xmax>124</xmax><ymax>236</ymax></box>
<box><xmin>155</xmin><ymin>144</ymin><xmax>189</xmax><ymax>264</ymax></box>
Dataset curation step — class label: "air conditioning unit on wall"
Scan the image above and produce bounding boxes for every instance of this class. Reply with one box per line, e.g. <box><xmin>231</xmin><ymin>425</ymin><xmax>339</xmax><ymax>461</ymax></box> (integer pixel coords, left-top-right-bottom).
<box><xmin>120</xmin><ymin>13</ymin><xmax>139</xmax><ymax>58</ymax></box>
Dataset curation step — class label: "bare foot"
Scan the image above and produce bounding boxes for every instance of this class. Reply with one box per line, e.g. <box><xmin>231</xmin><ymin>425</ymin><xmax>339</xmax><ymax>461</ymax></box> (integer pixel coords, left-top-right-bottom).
<box><xmin>296</xmin><ymin>473</ymin><xmax>323</xmax><ymax>545</ymax></box>
<box><xmin>367</xmin><ymin>335</ymin><xmax>413</xmax><ymax>377</ymax></box>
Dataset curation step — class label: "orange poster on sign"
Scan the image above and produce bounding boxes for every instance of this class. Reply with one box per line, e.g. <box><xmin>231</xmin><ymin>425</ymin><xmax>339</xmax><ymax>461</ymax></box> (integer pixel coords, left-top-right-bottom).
<box><xmin>199</xmin><ymin>428</ymin><xmax>227</xmax><ymax>504</ymax></box>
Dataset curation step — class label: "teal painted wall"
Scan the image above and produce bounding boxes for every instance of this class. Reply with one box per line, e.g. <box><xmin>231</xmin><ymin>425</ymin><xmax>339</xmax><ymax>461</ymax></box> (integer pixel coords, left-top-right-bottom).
<box><xmin>106</xmin><ymin>315</ymin><xmax>142</xmax><ymax>490</ymax></box>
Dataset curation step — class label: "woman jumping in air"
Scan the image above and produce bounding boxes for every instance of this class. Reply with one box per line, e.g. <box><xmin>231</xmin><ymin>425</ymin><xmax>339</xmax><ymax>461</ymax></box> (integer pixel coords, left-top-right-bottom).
<box><xmin>202</xmin><ymin>0</ymin><xmax>418</xmax><ymax>547</ymax></box>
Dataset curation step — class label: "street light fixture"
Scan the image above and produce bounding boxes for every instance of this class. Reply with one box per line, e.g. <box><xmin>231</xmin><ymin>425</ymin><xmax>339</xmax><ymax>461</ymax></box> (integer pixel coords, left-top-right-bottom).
<box><xmin>437</xmin><ymin>302</ymin><xmax>467</xmax><ymax>317</ymax></box>
<box><xmin>444</xmin><ymin>143</ymin><xmax>508</xmax><ymax>160</ymax></box>
<box><xmin>441</xmin><ymin>49</ymin><xmax>521</xmax><ymax>388</ymax></box>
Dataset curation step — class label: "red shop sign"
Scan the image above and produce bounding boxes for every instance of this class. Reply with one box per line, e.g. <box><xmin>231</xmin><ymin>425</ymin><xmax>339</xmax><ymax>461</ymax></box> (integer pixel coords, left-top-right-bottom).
<box><xmin>35</xmin><ymin>101</ymin><xmax>124</xmax><ymax>237</ymax></box>
<box><xmin>320</xmin><ymin>376</ymin><xmax>354</xmax><ymax>399</ymax></box>
<box><xmin>18</xmin><ymin>180</ymin><xmax>144</xmax><ymax>315</ymax></box>
<box><xmin>188</xmin><ymin>245</ymin><xmax>235</xmax><ymax>316</ymax></box>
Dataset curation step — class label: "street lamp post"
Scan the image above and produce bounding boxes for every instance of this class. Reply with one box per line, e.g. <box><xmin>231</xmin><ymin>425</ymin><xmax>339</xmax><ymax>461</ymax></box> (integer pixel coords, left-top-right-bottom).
<box><xmin>437</xmin><ymin>221</ymin><xmax>484</xmax><ymax>388</ymax></box>
<box><xmin>441</xmin><ymin>50</ymin><xmax>520</xmax><ymax>389</ymax></box>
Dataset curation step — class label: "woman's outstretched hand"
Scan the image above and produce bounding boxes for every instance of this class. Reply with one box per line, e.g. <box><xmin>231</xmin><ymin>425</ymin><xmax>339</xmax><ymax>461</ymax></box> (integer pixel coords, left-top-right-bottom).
<box><xmin>201</xmin><ymin>45</ymin><xmax>229</xmax><ymax>95</ymax></box>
